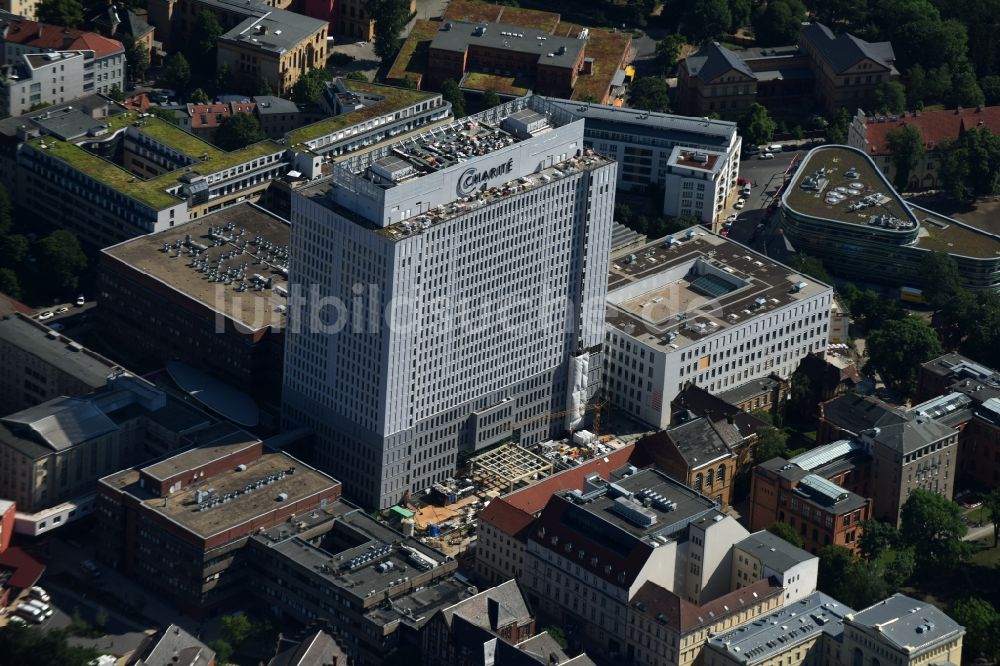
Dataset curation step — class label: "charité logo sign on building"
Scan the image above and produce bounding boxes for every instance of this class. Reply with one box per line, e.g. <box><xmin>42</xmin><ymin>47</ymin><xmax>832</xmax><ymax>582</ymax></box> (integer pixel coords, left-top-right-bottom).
<box><xmin>456</xmin><ymin>158</ymin><xmax>515</xmax><ymax>196</ymax></box>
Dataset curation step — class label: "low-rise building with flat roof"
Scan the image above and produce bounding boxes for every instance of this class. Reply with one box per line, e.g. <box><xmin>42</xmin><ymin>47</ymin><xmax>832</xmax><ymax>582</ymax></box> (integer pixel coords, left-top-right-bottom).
<box><xmin>0</xmin><ymin>313</ymin><xmax>121</xmax><ymax>412</ymax></box>
<box><xmin>524</xmin><ymin>467</ymin><xmax>749</xmax><ymax>661</ymax></box>
<box><xmin>841</xmin><ymin>594</ymin><xmax>964</xmax><ymax>666</ymax></box>
<box><xmin>780</xmin><ymin>145</ymin><xmax>1000</xmax><ymax>290</ymax></box>
<box><xmin>97</xmin><ymin>203</ymin><xmax>289</xmax><ymax>408</ymax></box>
<box><xmin>246</xmin><ymin>501</ymin><xmax>463</xmax><ymax>665</ymax></box>
<box><xmin>731</xmin><ymin>530</ymin><xmax>818</xmax><ymax>604</ymax></box>
<box><xmin>604</xmin><ymin>227</ymin><xmax>832</xmax><ymax>430</ymax></box>
<box><xmin>705</xmin><ymin>592</ymin><xmax>854</xmax><ymax>666</ymax></box>
<box><xmin>97</xmin><ymin>436</ymin><xmax>342</xmax><ymax>614</ymax></box>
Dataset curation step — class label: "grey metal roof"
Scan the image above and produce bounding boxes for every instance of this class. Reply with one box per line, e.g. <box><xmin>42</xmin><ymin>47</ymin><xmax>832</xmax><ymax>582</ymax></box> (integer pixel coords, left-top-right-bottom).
<box><xmin>818</xmin><ymin>393</ymin><xmax>906</xmax><ymax>436</ymax></box>
<box><xmin>219</xmin><ymin>7</ymin><xmax>327</xmax><ymax>54</ymax></box>
<box><xmin>683</xmin><ymin>41</ymin><xmax>754</xmax><ymax>83</ymax></box>
<box><xmin>542</xmin><ymin>97</ymin><xmax>737</xmax><ymax>147</ymax></box>
<box><xmin>136</xmin><ymin>624</ymin><xmax>215</xmax><ymax>666</ymax></box>
<box><xmin>870</xmin><ymin>415</ymin><xmax>956</xmax><ymax>454</ymax></box>
<box><xmin>707</xmin><ymin>592</ymin><xmax>853</xmax><ymax>665</ymax></box>
<box><xmin>268</xmin><ymin>630</ymin><xmax>348</xmax><ymax>666</ymax></box>
<box><xmin>846</xmin><ymin>594</ymin><xmax>964</xmax><ymax>655</ymax></box>
<box><xmin>0</xmin><ymin>314</ymin><xmax>117</xmax><ymax>389</ymax></box>
<box><xmin>663</xmin><ymin>417</ymin><xmax>732</xmax><ymax>468</ymax></box>
<box><xmin>253</xmin><ymin>95</ymin><xmax>300</xmax><ymax>115</ymax></box>
<box><xmin>735</xmin><ymin>530</ymin><xmax>814</xmax><ymax>573</ymax></box>
<box><xmin>908</xmin><ymin>392</ymin><xmax>973</xmax><ymax>421</ymax></box>
<box><xmin>717</xmin><ymin>375</ymin><xmax>783</xmax><ymax>406</ymax></box>
<box><xmin>788</xmin><ymin>439</ymin><xmax>864</xmax><ymax>471</ymax></box>
<box><xmin>1</xmin><ymin>397</ymin><xmax>118</xmax><ymax>451</ymax></box>
<box><xmin>431</xmin><ymin>20</ymin><xmax>582</xmax><ymax>68</ymax></box>
<box><xmin>441</xmin><ymin>579</ymin><xmax>532</xmax><ymax>631</ymax></box>
<box><xmin>801</xmin><ymin>22</ymin><xmax>896</xmax><ymax>74</ymax></box>
<box><xmin>610</xmin><ymin>221</ymin><xmax>646</xmax><ymax>252</ymax></box>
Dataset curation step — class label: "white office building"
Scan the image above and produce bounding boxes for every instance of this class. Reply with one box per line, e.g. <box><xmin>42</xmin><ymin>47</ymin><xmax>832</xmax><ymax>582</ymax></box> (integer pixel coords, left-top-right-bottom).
<box><xmin>284</xmin><ymin>97</ymin><xmax>616</xmax><ymax>508</ymax></box>
<box><xmin>0</xmin><ymin>50</ymin><xmax>85</xmax><ymax>117</ymax></box>
<box><xmin>662</xmin><ymin>146</ymin><xmax>731</xmax><ymax>226</ymax></box>
<box><xmin>604</xmin><ymin>228</ymin><xmax>833</xmax><ymax>429</ymax></box>
<box><xmin>542</xmin><ymin>98</ymin><xmax>741</xmax><ymax>217</ymax></box>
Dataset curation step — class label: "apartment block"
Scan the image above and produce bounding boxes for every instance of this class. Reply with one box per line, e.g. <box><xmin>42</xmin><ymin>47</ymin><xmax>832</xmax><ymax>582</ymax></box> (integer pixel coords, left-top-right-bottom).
<box><xmin>0</xmin><ymin>50</ymin><xmax>86</xmax><ymax>117</ymax></box>
<box><xmin>474</xmin><ymin>446</ymin><xmax>635</xmax><ymax>587</ymax></box>
<box><xmin>523</xmin><ymin>467</ymin><xmax>749</xmax><ymax>661</ymax></box>
<box><xmin>97</xmin><ymin>435</ymin><xmax>342</xmax><ymax>615</ymax></box>
<box><xmin>604</xmin><ymin>228</ymin><xmax>832</xmax><ymax>430</ymax></box>
<box><xmin>730</xmin><ymin>530</ymin><xmax>819</xmax><ymax>604</ymax></box>
<box><xmin>245</xmin><ymin>501</ymin><xmax>465</xmax><ymax>665</ymax></box>
<box><xmin>0</xmin><ymin>19</ymin><xmax>125</xmax><ymax>97</ymax></box>
<box><xmin>284</xmin><ymin>96</ymin><xmax>615</xmax><ymax>509</ymax></box>
<box><xmin>662</xmin><ymin>148</ymin><xmax>732</xmax><ymax>228</ymax></box>
<box><xmin>542</xmin><ymin>98</ymin><xmax>741</xmax><ymax>209</ymax></box>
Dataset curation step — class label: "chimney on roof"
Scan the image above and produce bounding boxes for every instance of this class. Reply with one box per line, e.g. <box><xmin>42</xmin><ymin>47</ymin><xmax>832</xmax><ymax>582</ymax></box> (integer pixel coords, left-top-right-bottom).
<box><xmin>956</xmin><ymin>106</ymin><xmax>962</xmax><ymax>114</ymax></box>
<box><xmin>487</xmin><ymin>597</ymin><xmax>500</xmax><ymax>630</ymax></box>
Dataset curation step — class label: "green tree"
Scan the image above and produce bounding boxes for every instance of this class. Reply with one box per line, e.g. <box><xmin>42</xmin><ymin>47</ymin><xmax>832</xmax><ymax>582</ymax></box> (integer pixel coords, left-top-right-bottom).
<box><xmin>214</xmin><ymin>63</ymin><xmax>232</xmax><ymax>97</ymax></box>
<box><xmin>885</xmin><ymin>124</ymin><xmax>925</xmax><ymax>190</ymax></box>
<box><xmin>108</xmin><ymin>84</ymin><xmax>124</xmax><ymax>102</ymax></box>
<box><xmin>906</xmin><ymin>64</ymin><xmax>927</xmax><ymax>109</ymax></box>
<box><xmin>950</xmin><ymin>65</ymin><xmax>985</xmax><ymax>108</ymax></box>
<box><xmin>190</xmin><ymin>10</ymin><xmax>223</xmax><ymax>60</ymax></box>
<box><xmin>0</xmin><ymin>625</ymin><xmax>97</xmax><ymax>666</ymax></box>
<box><xmin>543</xmin><ymin>625</ymin><xmax>568</xmax><ymax>649</ymax></box>
<box><xmin>877</xmin><ymin>546</ymin><xmax>915</xmax><ymax>592</ymax></box>
<box><xmin>838</xmin><ymin>559</ymin><xmax>890</xmax><ymax>608</ymax></box>
<box><xmin>655</xmin><ymin>35</ymin><xmax>684</xmax><ymax>75</ymax></box>
<box><xmin>440</xmin><ymin>79</ymin><xmax>466</xmax><ymax>117</ymax></box>
<box><xmin>372</xmin><ymin>0</ymin><xmax>412</xmax><ymax>62</ymax></box>
<box><xmin>738</xmin><ymin>103</ymin><xmax>777</xmax><ymax>148</ymax></box>
<box><xmin>788</xmin><ymin>254</ymin><xmax>832</xmax><ymax>285</ymax></box>
<box><xmin>208</xmin><ymin>639</ymin><xmax>234</xmax><ymax>664</ymax></box>
<box><xmin>628</xmin><ymin>76</ymin><xmax>671</xmax><ymax>113</ymax></box>
<box><xmin>729</xmin><ymin>0</ymin><xmax>751</xmax><ymax>31</ymax></box>
<box><xmin>578</xmin><ymin>93</ymin><xmax>598</xmax><ymax>103</ymax></box>
<box><xmin>37</xmin><ymin>0</ymin><xmax>83</xmax><ymax>27</ymax></box>
<box><xmin>345</xmin><ymin>70</ymin><xmax>369</xmax><ymax>82</ymax></box>
<box><xmin>768</xmin><ymin>522</ymin><xmax>805</xmax><ymax>548</ymax></box>
<box><xmin>984</xmin><ymin>488</ymin><xmax>1000</xmax><ymax>547</ymax></box>
<box><xmin>688</xmin><ymin>0</ymin><xmax>731</xmax><ymax>41</ymax></box>
<box><xmin>949</xmin><ymin>597</ymin><xmax>1000</xmax><ymax>663</ymax></box>
<box><xmin>858</xmin><ymin>519</ymin><xmax>900</xmax><ymax>561</ymax></box>
<box><xmin>37</xmin><ymin>229</ymin><xmax>87</xmax><ymax>294</ymax></box>
<box><xmin>163</xmin><ymin>52</ymin><xmax>192</xmax><ymax>97</ymax></box>
<box><xmin>874</xmin><ymin>80</ymin><xmax>907</xmax><ymax>114</ymax></box>
<box><xmin>291</xmin><ymin>67</ymin><xmax>332</xmax><ymax>105</ymax></box>
<box><xmin>221</xmin><ymin>611</ymin><xmax>254</xmax><ymax>646</ymax></box>
<box><xmin>256</xmin><ymin>77</ymin><xmax>273</xmax><ymax>95</ymax></box>
<box><xmin>818</xmin><ymin>545</ymin><xmax>855</xmax><ymax>598</ymax></box>
<box><xmin>865</xmin><ymin>317</ymin><xmax>942</xmax><ymax>396</ymax></box>
<box><xmin>0</xmin><ymin>234</ymin><xmax>29</xmax><ymax>266</ymax></box>
<box><xmin>920</xmin><ymin>251</ymin><xmax>965</xmax><ymax>310</ymax></box>
<box><xmin>755</xmin><ymin>425</ymin><xmax>788</xmax><ymax>461</ymax></box>
<box><xmin>900</xmin><ymin>489</ymin><xmax>969</xmax><ymax>574</ymax></box>
<box><xmin>0</xmin><ymin>182</ymin><xmax>11</xmax><ymax>236</ymax></box>
<box><xmin>752</xmin><ymin>0</ymin><xmax>807</xmax><ymax>47</ymax></box>
<box><xmin>125</xmin><ymin>38</ymin><xmax>150</xmax><ymax>83</ymax></box>
<box><xmin>481</xmin><ymin>88</ymin><xmax>501</xmax><ymax>109</ymax></box>
<box><xmin>981</xmin><ymin>75</ymin><xmax>1000</xmax><ymax>105</ymax></box>
<box><xmin>214</xmin><ymin>113</ymin><xmax>263</xmax><ymax>151</ymax></box>
<box><xmin>809</xmin><ymin>0</ymin><xmax>867</xmax><ymax>26</ymax></box>
<box><xmin>190</xmin><ymin>88</ymin><xmax>211</xmax><ymax>104</ymax></box>
<box><xmin>0</xmin><ymin>267</ymin><xmax>21</xmax><ymax>299</ymax></box>
<box><xmin>149</xmin><ymin>107</ymin><xmax>179</xmax><ymax>125</ymax></box>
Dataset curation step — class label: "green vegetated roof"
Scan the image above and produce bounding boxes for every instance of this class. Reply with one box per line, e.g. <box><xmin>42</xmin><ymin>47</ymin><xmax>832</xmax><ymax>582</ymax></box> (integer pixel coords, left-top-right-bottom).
<box><xmin>31</xmin><ymin>111</ymin><xmax>283</xmax><ymax>210</ymax></box>
<box><xmin>462</xmin><ymin>72</ymin><xmax>530</xmax><ymax>96</ymax></box>
<box><xmin>286</xmin><ymin>80</ymin><xmax>437</xmax><ymax>149</ymax></box>
<box><xmin>386</xmin><ymin>18</ymin><xmax>440</xmax><ymax>82</ymax></box>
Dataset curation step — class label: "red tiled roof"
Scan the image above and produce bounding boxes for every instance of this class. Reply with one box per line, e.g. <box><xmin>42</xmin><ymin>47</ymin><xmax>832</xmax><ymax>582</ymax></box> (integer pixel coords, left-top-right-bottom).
<box><xmin>501</xmin><ymin>443</ymin><xmax>636</xmax><ymax>515</ymax></box>
<box><xmin>863</xmin><ymin>106</ymin><xmax>1000</xmax><ymax>156</ymax></box>
<box><xmin>0</xmin><ymin>292</ymin><xmax>34</xmax><ymax>317</ymax></box>
<box><xmin>632</xmin><ymin>577</ymin><xmax>781</xmax><ymax>634</ymax></box>
<box><xmin>478</xmin><ymin>498</ymin><xmax>534</xmax><ymax>539</ymax></box>
<box><xmin>4</xmin><ymin>20</ymin><xmax>124</xmax><ymax>59</ymax></box>
<box><xmin>188</xmin><ymin>103</ymin><xmax>232</xmax><ymax>129</ymax></box>
<box><xmin>0</xmin><ymin>547</ymin><xmax>45</xmax><ymax>591</ymax></box>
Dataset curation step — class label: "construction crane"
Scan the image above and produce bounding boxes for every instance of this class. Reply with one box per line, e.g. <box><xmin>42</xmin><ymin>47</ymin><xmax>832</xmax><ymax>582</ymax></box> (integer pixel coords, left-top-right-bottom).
<box><xmin>505</xmin><ymin>401</ymin><xmax>608</xmax><ymax>443</ymax></box>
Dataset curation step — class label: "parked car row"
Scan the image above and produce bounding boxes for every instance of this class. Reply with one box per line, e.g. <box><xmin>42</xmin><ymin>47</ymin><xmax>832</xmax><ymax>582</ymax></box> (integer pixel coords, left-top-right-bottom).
<box><xmin>11</xmin><ymin>586</ymin><xmax>52</xmax><ymax>624</ymax></box>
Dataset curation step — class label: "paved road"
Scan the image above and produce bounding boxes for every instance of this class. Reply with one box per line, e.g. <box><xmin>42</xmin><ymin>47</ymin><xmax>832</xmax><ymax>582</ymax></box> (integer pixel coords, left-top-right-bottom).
<box><xmin>964</xmin><ymin>522</ymin><xmax>995</xmax><ymax>543</ymax></box>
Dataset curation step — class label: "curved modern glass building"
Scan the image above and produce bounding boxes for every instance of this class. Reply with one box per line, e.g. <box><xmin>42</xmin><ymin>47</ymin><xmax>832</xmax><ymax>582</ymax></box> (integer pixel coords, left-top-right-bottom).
<box><xmin>780</xmin><ymin>145</ymin><xmax>1000</xmax><ymax>290</ymax></box>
